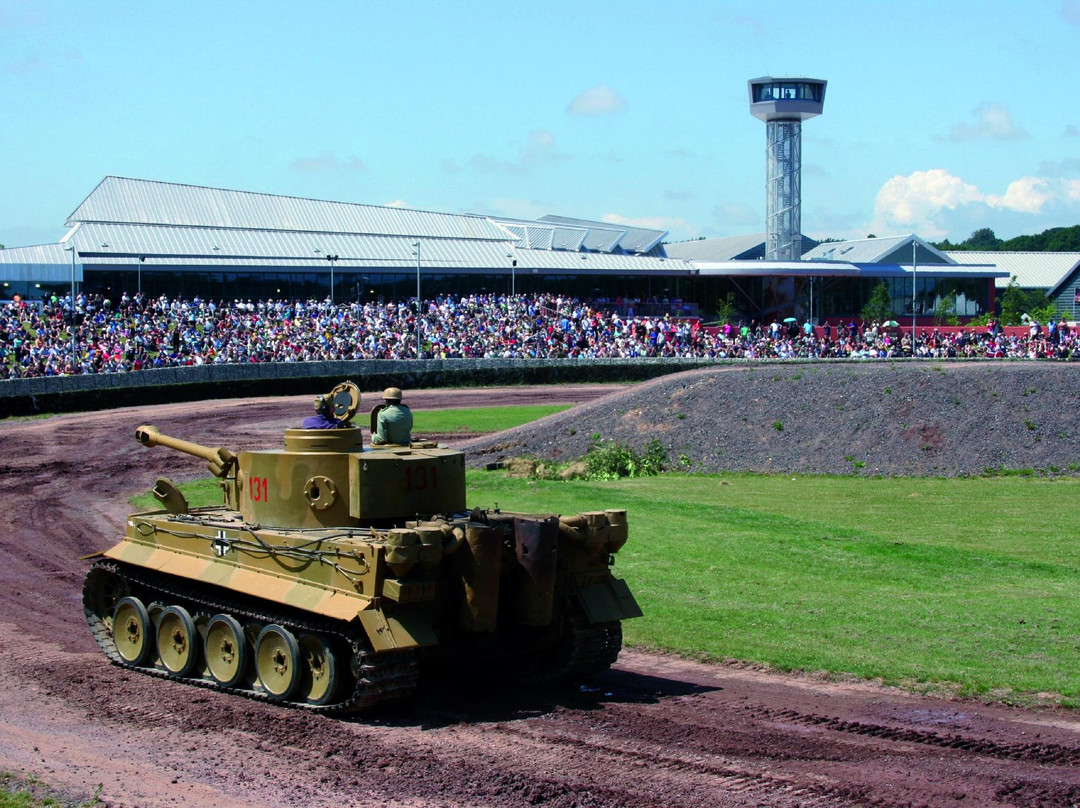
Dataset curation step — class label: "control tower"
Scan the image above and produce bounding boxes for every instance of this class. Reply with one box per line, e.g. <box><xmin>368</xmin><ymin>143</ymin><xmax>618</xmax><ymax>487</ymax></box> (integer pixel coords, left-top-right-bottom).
<box><xmin>748</xmin><ymin>77</ymin><xmax>827</xmax><ymax>261</ymax></box>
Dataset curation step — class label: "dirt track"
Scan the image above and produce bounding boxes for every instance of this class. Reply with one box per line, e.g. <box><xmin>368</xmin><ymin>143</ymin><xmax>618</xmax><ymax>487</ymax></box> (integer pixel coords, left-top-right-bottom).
<box><xmin>1</xmin><ymin>383</ymin><xmax>1079</xmax><ymax>807</ymax></box>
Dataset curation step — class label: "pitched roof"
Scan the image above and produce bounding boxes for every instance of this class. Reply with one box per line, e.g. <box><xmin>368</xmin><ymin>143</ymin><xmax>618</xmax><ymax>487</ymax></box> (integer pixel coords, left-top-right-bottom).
<box><xmin>664</xmin><ymin>233</ymin><xmax>822</xmax><ymax>261</ymax></box>
<box><xmin>802</xmin><ymin>235</ymin><xmax>953</xmax><ymax>265</ymax></box>
<box><xmin>66</xmin><ymin>176</ymin><xmax>511</xmax><ymax>241</ymax></box>
<box><xmin>537</xmin><ymin>215</ymin><xmax>666</xmax><ymax>254</ymax></box>
<box><xmin>664</xmin><ymin>234</ymin><xmax>768</xmax><ymax>260</ymax></box>
<box><xmin>946</xmin><ymin>251</ymin><xmax>1080</xmax><ymax>289</ymax></box>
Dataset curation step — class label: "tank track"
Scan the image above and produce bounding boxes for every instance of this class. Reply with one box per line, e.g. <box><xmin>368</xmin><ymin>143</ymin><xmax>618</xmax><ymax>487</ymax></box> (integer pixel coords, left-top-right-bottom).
<box><xmin>511</xmin><ymin>612</ymin><xmax>623</xmax><ymax>686</ymax></box>
<box><xmin>83</xmin><ymin>559</ymin><xmax>418</xmax><ymax>714</ymax></box>
<box><xmin>571</xmin><ymin>618</ymin><xmax>623</xmax><ymax>679</ymax></box>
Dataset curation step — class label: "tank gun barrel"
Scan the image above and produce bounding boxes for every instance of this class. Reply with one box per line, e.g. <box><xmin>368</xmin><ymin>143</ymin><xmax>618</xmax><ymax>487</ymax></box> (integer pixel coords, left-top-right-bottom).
<box><xmin>135</xmin><ymin>425</ymin><xmax>236</xmax><ymax>478</ymax></box>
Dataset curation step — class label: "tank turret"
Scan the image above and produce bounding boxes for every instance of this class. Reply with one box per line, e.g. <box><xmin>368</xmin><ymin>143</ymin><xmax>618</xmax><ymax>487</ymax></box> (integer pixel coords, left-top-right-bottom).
<box><xmin>82</xmin><ymin>382</ymin><xmax>641</xmax><ymax>712</ymax></box>
<box><xmin>135</xmin><ymin>382</ymin><xmax>466</xmax><ymax>529</ymax></box>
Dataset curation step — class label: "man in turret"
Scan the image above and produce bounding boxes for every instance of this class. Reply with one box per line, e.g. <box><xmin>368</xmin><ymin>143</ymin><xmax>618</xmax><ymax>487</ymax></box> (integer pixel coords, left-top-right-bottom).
<box><xmin>371</xmin><ymin>387</ymin><xmax>413</xmax><ymax>445</ymax></box>
<box><xmin>302</xmin><ymin>394</ymin><xmax>346</xmax><ymax>429</ymax></box>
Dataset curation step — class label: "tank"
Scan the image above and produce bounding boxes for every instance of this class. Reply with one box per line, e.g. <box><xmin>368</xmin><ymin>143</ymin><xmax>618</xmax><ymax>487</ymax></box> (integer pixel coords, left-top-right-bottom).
<box><xmin>82</xmin><ymin>382</ymin><xmax>641</xmax><ymax>713</ymax></box>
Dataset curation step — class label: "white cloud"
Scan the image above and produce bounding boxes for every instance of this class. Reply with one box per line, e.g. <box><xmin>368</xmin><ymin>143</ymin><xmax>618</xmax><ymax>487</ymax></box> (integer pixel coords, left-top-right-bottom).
<box><xmin>732</xmin><ymin>15</ymin><xmax>766</xmax><ymax>35</ymax></box>
<box><xmin>869</xmin><ymin>168</ymin><xmax>1080</xmax><ymax>240</ymax></box>
<box><xmin>469</xmin><ymin>130</ymin><xmax>569</xmax><ymax>174</ymax></box>
<box><xmin>946</xmin><ymin>103</ymin><xmax>1028</xmax><ymax>142</ymax></box>
<box><xmin>873</xmin><ymin>169</ymin><xmax>983</xmax><ymax>234</ymax></box>
<box><xmin>567</xmin><ymin>84</ymin><xmax>626</xmax><ymax>117</ymax></box>
<box><xmin>289</xmin><ymin>153</ymin><xmax>366</xmax><ymax>173</ymax></box>
<box><xmin>1063</xmin><ymin>0</ymin><xmax>1080</xmax><ymax>26</ymax></box>
<box><xmin>1037</xmin><ymin>157</ymin><xmax>1080</xmax><ymax>175</ymax></box>
<box><xmin>713</xmin><ymin>203</ymin><xmax>759</xmax><ymax>228</ymax></box>
<box><xmin>4</xmin><ymin>56</ymin><xmax>43</xmax><ymax>74</ymax></box>
<box><xmin>520</xmin><ymin>130</ymin><xmax>563</xmax><ymax>167</ymax></box>
<box><xmin>383</xmin><ymin>199</ymin><xmax>409</xmax><ymax>208</ymax></box>
<box><xmin>986</xmin><ymin>177</ymin><xmax>1050</xmax><ymax>213</ymax></box>
<box><xmin>664</xmin><ymin>190</ymin><xmax>696</xmax><ymax>202</ymax></box>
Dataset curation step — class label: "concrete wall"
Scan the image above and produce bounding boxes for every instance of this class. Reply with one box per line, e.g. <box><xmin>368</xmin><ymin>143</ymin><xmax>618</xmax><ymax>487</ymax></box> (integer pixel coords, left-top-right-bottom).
<box><xmin>0</xmin><ymin>358</ymin><xmax>713</xmax><ymax>417</ymax></box>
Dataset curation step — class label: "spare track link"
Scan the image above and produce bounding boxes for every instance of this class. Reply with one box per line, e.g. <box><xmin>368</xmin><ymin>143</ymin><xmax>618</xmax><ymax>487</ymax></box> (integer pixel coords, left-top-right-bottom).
<box><xmin>83</xmin><ymin>559</ymin><xmax>418</xmax><ymax>714</ymax></box>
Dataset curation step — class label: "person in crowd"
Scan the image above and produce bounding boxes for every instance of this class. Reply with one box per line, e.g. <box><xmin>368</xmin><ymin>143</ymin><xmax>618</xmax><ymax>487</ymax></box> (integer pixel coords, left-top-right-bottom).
<box><xmin>1</xmin><ymin>289</ymin><xmax>1077</xmax><ymax>377</ymax></box>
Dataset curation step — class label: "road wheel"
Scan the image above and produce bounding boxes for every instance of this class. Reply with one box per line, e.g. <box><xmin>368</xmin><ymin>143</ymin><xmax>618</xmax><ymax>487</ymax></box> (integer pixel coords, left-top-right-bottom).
<box><xmin>157</xmin><ymin>605</ymin><xmax>200</xmax><ymax>678</ymax></box>
<box><xmin>204</xmin><ymin>614</ymin><xmax>249</xmax><ymax>688</ymax></box>
<box><xmin>255</xmin><ymin>624</ymin><xmax>301</xmax><ymax>701</ymax></box>
<box><xmin>112</xmin><ymin>596</ymin><xmax>154</xmax><ymax>666</ymax></box>
<box><xmin>298</xmin><ymin>632</ymin><xmax>340</xmax><ymax>705</ymax></box>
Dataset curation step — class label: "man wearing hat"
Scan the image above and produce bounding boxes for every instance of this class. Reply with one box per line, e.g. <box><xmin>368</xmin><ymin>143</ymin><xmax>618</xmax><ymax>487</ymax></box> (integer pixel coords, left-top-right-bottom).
<box><xmin>302</xmin><ymin>394</ymin><xmax>345</xmax><ymax>429</ymax></box>
<box><xmin>371</xmin><ymin>387</ymin><xmax>413</xmax><ymax>445</ymax></box>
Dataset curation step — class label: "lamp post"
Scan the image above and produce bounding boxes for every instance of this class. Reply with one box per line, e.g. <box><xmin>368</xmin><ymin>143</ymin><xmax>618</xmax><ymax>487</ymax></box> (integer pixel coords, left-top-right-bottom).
<box><xmin>138</xmin><ymin>255</ymin><xmax>145</xmax><ymax>297</ymax></box>
<box><xmin>507</xmin><ymin>253</ymin><xmax>517</xmax><ymax>298</ymax></box>
<box><xmin>326</xmin><ymin>254</ymin><xmax>339</xmax><ymax>304</ymax></box>
<box><xmin>911</xmin><ymin>239</ymin><xmax>917</xmax><ymax>341</ymax></box>
<box><xmin>413</xmin><ymin>240</ymin><xmax>421</xmax><ymax>359</ymax></box>
<box><xmin>64</xmin><ymin>245</ymin><xmax>77</xmax><ymax>371</ymax></box>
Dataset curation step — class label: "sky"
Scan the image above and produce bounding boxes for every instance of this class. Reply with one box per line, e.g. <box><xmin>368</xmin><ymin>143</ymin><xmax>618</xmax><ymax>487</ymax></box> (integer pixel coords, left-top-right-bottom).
<box><xmin>2</xmin><ymin>0</ymin><xmax>1079</xmax><ymax>250</ymax></box>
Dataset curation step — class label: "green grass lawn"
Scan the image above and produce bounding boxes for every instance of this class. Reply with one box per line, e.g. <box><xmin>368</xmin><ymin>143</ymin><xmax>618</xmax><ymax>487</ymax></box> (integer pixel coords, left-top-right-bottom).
<box><xmin>412</xmin><ymin>404</ymin><xmax>570</xmax><ymax>434</ymax></box>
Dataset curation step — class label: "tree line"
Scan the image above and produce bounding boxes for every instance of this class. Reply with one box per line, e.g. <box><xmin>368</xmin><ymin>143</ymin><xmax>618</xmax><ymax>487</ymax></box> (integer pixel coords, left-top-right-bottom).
<box><xmin>932</xmin><ymin>225</ymin><xmax>1080</xmax><ymax>252</ymax></box>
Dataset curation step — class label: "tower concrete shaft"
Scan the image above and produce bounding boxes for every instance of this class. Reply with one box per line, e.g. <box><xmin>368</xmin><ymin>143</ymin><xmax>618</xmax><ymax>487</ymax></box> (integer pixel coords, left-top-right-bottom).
<box><xmin>747</xmin><ymin>77</ymin><xmax>826</xmax><ymax>262</ymax></box>
<box><xmin>766</xmin><ymin>120</ymin><xmax>802</xmax><ymax>261</ymax></box>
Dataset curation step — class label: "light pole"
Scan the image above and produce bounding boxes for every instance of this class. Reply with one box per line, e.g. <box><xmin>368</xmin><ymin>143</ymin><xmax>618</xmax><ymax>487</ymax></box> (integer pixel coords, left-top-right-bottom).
<box><xmin>326</xmin><ymin>254</ymin><xmax>339</xmax><ymax>305</ymax></box>
<box><xmin>413</xmin><ymin>240</ymin><xmax>421</xmax><ymax>358</ymax></box>
<box><xmin>138</xmin><ymin>255</ymin><xmax>145</xmax><ymax>297</ymax></box>
<box><xmin>507</xmin><ymin>253</ymin><xmax>517</xmax><ymax>297</ymax></box>
<box><xmin>64</xmin><ymin>245</ymin><xmax>77</xmax><ymax>371</ymax></box>
<box><xmin>911</xmin><ymin>239</ymin><xmax>917</xmax><ymax>341</ymax></box>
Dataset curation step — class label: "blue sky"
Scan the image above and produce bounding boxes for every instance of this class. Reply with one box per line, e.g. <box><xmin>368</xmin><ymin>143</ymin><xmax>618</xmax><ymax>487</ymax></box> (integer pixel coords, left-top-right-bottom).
<box><xmin>2</xmin><ymin>0</ymin><xmax>1079</xmax><ymax>249</ymax></box>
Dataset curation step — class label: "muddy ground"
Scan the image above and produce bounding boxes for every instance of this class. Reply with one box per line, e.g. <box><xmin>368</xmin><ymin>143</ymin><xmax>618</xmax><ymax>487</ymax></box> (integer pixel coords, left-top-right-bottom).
<box><xmin>1</xmin><ymin>378</ymin><xmax>1079</xmax><ymax>807</ymax></box>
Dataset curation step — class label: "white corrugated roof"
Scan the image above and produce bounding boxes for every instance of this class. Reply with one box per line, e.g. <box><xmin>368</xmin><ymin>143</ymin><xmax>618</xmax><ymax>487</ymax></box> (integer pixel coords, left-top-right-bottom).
<box><xmin>946</xmin><ymin>251</ymin><xmax>1080</xmax><ymax>289</ymax></box>
<box><xmin>67</xmin><ymin>176</ymin><xmax>511</xmax><ymax>241</ymax></box>
<box><xmin>58</xmin><ymin>222</ymin><xmax>688</xmax><ymax>273</ymax></box>
<box><xmin>664</xmin><ymin>234</ymin><xmax>767</xmax><ymax>260</ymax></box>
<box><xmin>0</xmin><ymin>243</ymin><xmax>83</xmax><ymax>282</ymax></box>
<box><xmin>802</xmin><ymin>235</ymin><xmax>953</xmax><ymax>265</ymax></box>
<box><xmin>538</xmin><ymin>215</ymin><xmax>665</xmax><ymax>254</ymax></box>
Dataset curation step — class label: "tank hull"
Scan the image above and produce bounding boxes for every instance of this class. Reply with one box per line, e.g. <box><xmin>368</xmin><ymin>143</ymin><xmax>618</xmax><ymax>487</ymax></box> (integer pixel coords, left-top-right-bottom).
<box><xmin>83</xmin><ymin>502</ymin><xmax>640</xmax><ymax>712</ymax></box>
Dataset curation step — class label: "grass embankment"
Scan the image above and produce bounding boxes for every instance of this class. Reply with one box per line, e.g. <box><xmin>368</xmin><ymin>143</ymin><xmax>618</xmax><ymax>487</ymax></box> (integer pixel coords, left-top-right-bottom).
<box><xmin>130</xmin><ymin>404</ymin><xmax>1080</xmax><ymax>705</ymax></box>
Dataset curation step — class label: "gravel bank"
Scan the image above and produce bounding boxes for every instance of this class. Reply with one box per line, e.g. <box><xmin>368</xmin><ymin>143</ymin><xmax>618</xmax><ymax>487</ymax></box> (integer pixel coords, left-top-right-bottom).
<box><xmin>461</xmin><ymin>362</ymin><xmax>1080</xmax><ymax>477</ymax></box>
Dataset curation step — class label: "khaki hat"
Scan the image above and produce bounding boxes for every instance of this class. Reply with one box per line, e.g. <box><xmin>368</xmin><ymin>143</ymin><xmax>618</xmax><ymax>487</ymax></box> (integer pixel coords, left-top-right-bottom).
<box><xmin>382</xmin><ymin>387</ymin><xmax>402</xmax><ymax>402</ymax></box>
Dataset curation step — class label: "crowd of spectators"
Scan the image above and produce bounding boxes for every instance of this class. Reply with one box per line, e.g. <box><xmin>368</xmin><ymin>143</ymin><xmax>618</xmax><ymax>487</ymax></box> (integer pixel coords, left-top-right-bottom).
<box><xmin>0</xmin><ymin>290</ymin><xmax>1076</xmax><ymax>378</ymax></box>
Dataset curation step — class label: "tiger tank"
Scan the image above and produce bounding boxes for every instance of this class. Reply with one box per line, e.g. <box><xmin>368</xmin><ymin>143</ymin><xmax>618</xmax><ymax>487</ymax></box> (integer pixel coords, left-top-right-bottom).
<box><xmin>82</xmin><ymin>382</ymin><xmax>641</xmax><ymax>713</ymax></box>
